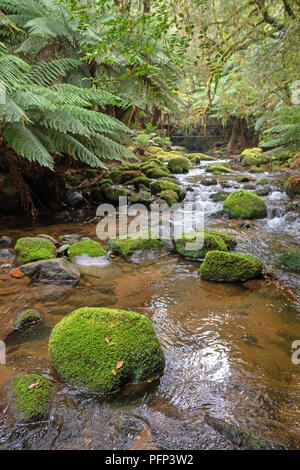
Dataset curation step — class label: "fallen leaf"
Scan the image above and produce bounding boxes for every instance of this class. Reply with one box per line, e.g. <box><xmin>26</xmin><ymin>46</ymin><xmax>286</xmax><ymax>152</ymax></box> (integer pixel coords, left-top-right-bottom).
<box><xmin>112</xmin><ymin>369</ymin><xmax>116</xmax><ymax>376</ymax></box>
<box><xmin>105</xmin><ymin>337</ymin><xmax>111</xmax><ymax>344</ymax></box>
<box><xmin>28</xmin><ymin>380</ymin><xmax>40</xmax><ymax>390</ymax></box>
<box><xmin>11</xmin><ymin>268</ymin><xmax>24</xmax><ymax>279</ymax></box>
<box><xmin>116</xmin><ymin>361</ymin><xmax>123</xmax><ymax>370</ymax></box>
<box><xmin>147</xmin><ymin>380</ymin><xmax>152</xmax><ymax>383</ymax></box>
<box><xmin>225</xmin><ymin>419</ymin><xmax>231</xmax><ymax>424</ymax></box>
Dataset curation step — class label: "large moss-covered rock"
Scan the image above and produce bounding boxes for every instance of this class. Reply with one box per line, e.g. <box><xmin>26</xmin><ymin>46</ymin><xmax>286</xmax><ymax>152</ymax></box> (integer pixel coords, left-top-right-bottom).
<box><xmin>205</xmin><ymin>163</ymin><xmax>234</xmax><ymax>174</ymax></box>
<box><xmin>186</xmin><ymin>153</ymin><xmax>215</xmax><ymax>161</ymax></box>
<box><xmin>68</xmin><ymin>240</ymin><xmax>106</xmax><ymax>259</ymax></box>
<box><xmin>129</xmin><ymin>191</ymin><xmax>154</xmax><ymax>207</ymax></box>
<box><xmin>49</xmin><ymin>307</ymin><xmax>165</xmax><ymax>393</ymax></box>
<box><xmin>133</xmin><ymin>176</ymin><xmax>152</xmax><ymax>190</ymax></box>
<box><xmin>149</xmin><ymin>179</ymin><xmax>186</xmax><ymax>201</ymax></box>
<box><xmin>199</xmin><ymin>251</ymin><xmax>263</xmax><ymax>282</ymax></box>
<box><xmin>223</xmin><ymin>190</ymin><xmax>267</xmax><ymax>219</ymax></box>
<box><xmin>103</xmin><ymin>186</ymin><xmax>131</xmax><ymax>205</ymax></box>
<box><xmin>7</xmin><ymin>374</ymin><xmax>52</xmax><ymax>422</ymax></box>
<box><xmin>279</xmin><ymin>249</ymin><xmax>300</xmax><ymax>272</ymax></box>
<box><xmin>175</xmin><ymin>231</ymin><xmax>228</xmax><ymax>260</ymax></box>
<box><xmin>15</xmin><ymin>237</ymin><xmax>56</xmax><ymax>264</ymax></box>
<box><xmin>240</xmin><ymin>148</ymin><xmax>269</xmax><ymax>167</ymax></box>
<box><xmin>109</xmin><ymin>232</ymin><xmax>172</xmax><ymax>258</ymax></box>
<box><xmin>160</xmin><ymin>190</ymin><xmax>179</xmax><ymax>206</ymax></box>
<box><xmin>167</xmin><ymin>156</ymin><xmax>190</xmax><ymax>174</ymax></box>
<box><xmin>283</xmin><ymin>175</ymin><xmax>300</xmax><ymax>197</ymax></box>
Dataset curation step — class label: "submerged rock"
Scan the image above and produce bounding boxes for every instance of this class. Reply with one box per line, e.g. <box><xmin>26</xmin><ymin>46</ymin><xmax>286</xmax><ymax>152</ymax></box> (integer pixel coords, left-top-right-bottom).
<box><xmin>19</xmin><ymin>258</ymin><xmax>80</xmax><ymax>285</ymax></box>
<box><xmin>49</xmin><ymin>307</ymin><xmax>165</xmax><ymax>394</ymax></box>
<box><xmin>210</xmin><ymin>191</ymin><xmax>231</xmax><ymax>202</ymax></box>
<box><xmin>16</xmin><ymin>309</ymin><xmax>41</xmax><ymax>329</ymax></box>
<box><xmin>0</xmin><ymin>248</ymin><xmax>15</xmax><ymax>268</ymax></box>
<box><xmin>223</xmin><ymin>191</ymin><xmax>267</xmax><ymax>219</ymax></box>
<box><xmin>6</xmin><ymin>374</ymin><xmax>52</xmax><ymax>423</ymax></box>
<box><xmin>279</xmin><ymin>249</ymin><xmax>300</xmax><ymax>273</ymax></box>
<box><xmin>15</xmin><ymin>237</ymin><xmax>56</xmax><ymax>264</ymax></box>
<box><xmin>0</xmin><ymin>236</ymin><xmax>12</xmax><ymax>248</ymax></box>
<box><xmin>201</xmin><ymin>177</ymin><xmax>217</xmax><ymax>186</ymax></box>
<box><xmin>199</xmin><ymin>251</ymin><xmax>263</xmax><ymax>282</ymax></box>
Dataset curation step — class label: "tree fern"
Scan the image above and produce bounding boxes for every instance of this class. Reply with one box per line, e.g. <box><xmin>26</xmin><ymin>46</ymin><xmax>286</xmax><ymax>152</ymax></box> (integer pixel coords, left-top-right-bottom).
<box><xmin>261</xmin><ymin>105</ymin><xmax>300</xmax><ymax>153</ymax></box>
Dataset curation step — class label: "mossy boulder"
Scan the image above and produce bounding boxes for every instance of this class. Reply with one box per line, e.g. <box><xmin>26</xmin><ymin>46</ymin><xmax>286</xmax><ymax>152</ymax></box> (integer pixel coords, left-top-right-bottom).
<box><xmin>15</xmin><ymin>237</ymin><xmax>56</xmax><ymax>264</ymax></box>
<box><xmin>210</xmin><ymin>191</ymin><xmax>231</xmax><ymax>202</ymax></box>
<box><xmin>145</xmin><ymin>167</ymin><xmax>171</xmax><ymax>179</ymax></box>
<box><xmin>199</xmin><ymin>251</ymin><xmax>263</xmax><ymax>282</ymax></box>
<box><xmin>283</xmin><ymin>175</ymin><xmax>300</xmax><ymax>197</ymax></box>
<box><xmin>186</xmin><ymin>153</ymin><xmax>214</xmax><ymax>161</ymax></box>
<box><xmin>49</xmin><ymin>307</ymin><xmax>165</xmax><ymax>394</ymax></box>
<box><xmin>240</xmin><ymin>148</ymin><xmax>269</xmax><ymax>167</ymax></box>
<box><xmin>207</xmin><ymin>230</ymin><xmax>237</xmax><ymax>250</ymax></box>
<box><xmin>223</xmin><ymin>191</ymin><xmax>267</xmax><ymax>219</ymax></box>
<box><xmin>107</xmin><ymin>170</ymin><xmax>122</xmax><ymax>184</ymax></box>
<box><xmin>103</xmin><ymin>186</ymin><xmax>131</xmax><ymax>205</ymax></box>
<box><xmin>257</xmin><ymin>178</ymin><xmax>269</xmax><ymax>185</ymax></box>
<box><xmin>149</xmin><ymin>179</ymin><xmax>186</xmax><ymax>201</ymax></box>
<box><xmin>68</xmin><ymin>240</ymin><xmax>106</xmax><ymax>259</ymax></box>
<box><xmin>175</xmin><ymin>231</ymin><xmax>228</xmax><ymax>260</ymax></box>
<box><xmin>19</xmin><ymin>258</ymin><xmax>81</xmax><ymax>285</ymax></box>
<box><xmin>129</xmin><ymin>191</ymin><xmax>154</xmax><ymax>207</ymax></box>
<box><xmin>16</xmin><ymin>309</ymin><xmax>41</xmax><ymax>329</ymax></box>
<box><xmin>133</xmin><ymin>176</ymin><xmax>151</xmax><ymax>190</ymax></box>
<box><xmin>160</xmin><ymin>190</ymin><xmax>179</xmax><ymax>206</ymax></box>
<box><xmin>167</xmin><ymin>156</ymin><xmax>190</xmax><ymax>174</ymax></box>
<box><xmin>279</xmin><ymin>249</ymin><xmax>300</xmax><ymax>272</ymax></box>
<box><xmin>120</xmin><ymin>162</ymin><xmax>141</xmax><ymax>171</ymax></box>
<box><xmin>7</xmin><ymin>374</ymin><xmax>52</xmax><ymax>422</ymax></box>
<box><xmin>109</xmin><ymin>231</ymin><xmax>172</xmax><ymax>258</ymax></box>
<box><xmin>205</xmin><ymin>163</ymin><xmax>234</xmax><ymax>174</ymax></box>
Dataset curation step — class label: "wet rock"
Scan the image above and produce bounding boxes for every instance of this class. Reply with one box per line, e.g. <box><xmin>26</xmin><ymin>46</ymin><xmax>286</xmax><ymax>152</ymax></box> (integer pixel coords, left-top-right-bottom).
<box><xmin>0</xmin><ymin>248</ymin><xmax>16</xmax><ymax>268</ymax></box>
<box><xmin>209</xmin><ymin>209</ymin><xmax>231</xmax><ymax>220</ymax></box>
<box><xmin>201</xmin><ymin>178</ymin><xmax>217</xmax><ymax>186</ymax></box>
<box><xmin>56</xmin><ymin>244</ymin><xmax>70</xmax><ymax>256</ymax></box>
<box><xmin>70</xmin><ymin>207</ymin><xmax>88</xmax><ymax>220</ymax></box>
<box><xmin>54</xmin><ymin>210</ymin><xmax>70</xmax><ymax>221</ymax></box>
<box><xmin>285</xmin><ymin>211</ymin><xmax>300</xmax><ymax>223</ymax></box>
<box><xmin>16</xmin><ymin>309</ymin><xmax>41</xmax><ymax>329</ymax></box>
<box><xmin>0</xmin><ymin>236</ymin><xmax>12</xmax><ymax>247</ymax></box>
<box><xmin>237</xmin><ymin>222</ymin><xmax>252</xmax><ymax>229</ymax></box>
<box><xmin>49</xmin><ymin>307</ymin><xmax>165</xmax><ymax>393</ymax></box>
<box><xmin>129</xmin><ymin>191</ymin><xmax>155</xmax><ymax>207</ymax></box>
<box><xmin>210</xmin><ymin>191</ymin><xmax>231</xmax><ymax>202</ymax></box>
<box><xmin>256</xmin><ymin>186</ymin><xmax>271</xmax><ymax>196</ymax></box>
<box><xmin>242</xmin><ymin>334</ymin><xmax>258</xmax><ymax>346</ymax></box>
<box><xmin>65</xmin><ymin>190</ymin><xmax>85</xmax><ymax>207</ymax></box>
<box><xmin>19</xmin><ymin>258</ymin><xmax>81</xmax><ymax>285</ymax></box>
<box><xmin>36</xmin><ymin>234</ymin><xmax>60</xmax><ymax>247</ymax></box>
<box><xmin>6</xmin><ymin>374</ymin><xmax>52</xmax><ymax>423</ymax></box>
<box><xmin>15</xmin><ymin>237</ymin><xmax>56</xmax><ymax>264</ymax></box>
<box><xmin>58</xmin><ymin>234</ymin><xmax>81</xmax><ymax>244</ymax></box>
<box><xmin>223</xmin><ymin>191</ymin><xmax>267</xmax><ymax>219</ymax></box>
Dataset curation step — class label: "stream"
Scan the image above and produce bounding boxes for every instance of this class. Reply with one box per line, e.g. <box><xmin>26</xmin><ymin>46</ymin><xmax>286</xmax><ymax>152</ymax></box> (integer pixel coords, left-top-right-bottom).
<box><xmin>0</xmin><ymin>157</ymin><xmax>299</xmax><ymax>450</ymax></box>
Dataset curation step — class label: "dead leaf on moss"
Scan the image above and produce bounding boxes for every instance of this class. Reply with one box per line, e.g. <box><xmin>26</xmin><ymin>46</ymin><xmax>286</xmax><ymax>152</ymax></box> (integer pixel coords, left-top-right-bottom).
<box><xmin>28</xmin><ymin>380</ymin><xmax>40</xmax><ymax>390</ymax></box>
<box><xmin>116</xmin><ymin>361</ymin><xmax>123</xmax><ymax>369</ymax></box>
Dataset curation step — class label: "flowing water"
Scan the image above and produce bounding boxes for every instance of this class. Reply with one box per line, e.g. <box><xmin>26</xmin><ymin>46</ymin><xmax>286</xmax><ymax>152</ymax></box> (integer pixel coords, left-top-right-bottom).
<box><xmin>0</xmin><ymin>158</ymin><xmax>299</xmax><ymax>450</ymax></box>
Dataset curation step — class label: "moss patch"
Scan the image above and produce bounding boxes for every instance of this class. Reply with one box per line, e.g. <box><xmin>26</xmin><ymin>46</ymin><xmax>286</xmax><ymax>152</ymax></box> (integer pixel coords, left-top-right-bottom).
<box><xmin>160</xmin><ymin>190</ymin><xmax>179</xmax><ymax>206</ymax></box>
<box><xmin>9</xmin><ymin>374</ymin><xmax>52</xmax><ymax>422</ymax></box>
<box><xmin>68</xmin><ymin>240</ymin><xmax>106</xmax><ymax>259</ymax></box>
<box><xmin>15</xmin><ymin>237</ymin><xmax>56</xmax><ymax>264</ymax></box>
<box><xmin>110</xmin><ymin>231</ymin><xmax>170</xmax><ymax>258</ymax></box>
<box><xmin>279</xmin><ymin>249</ymin><xmax>300</xmax><ymax>272</ymax></box>
<box><xmin>240</xmin><ymin>148</ymin><xmax>269</xmax><ymax>167</ymax></box>
<box><xmin>49</xmin><ymin>307</ymin><xmax>165</xmax><ymax>394</ymax></box>
<box><xmin>167</xmin><ymin>156</ymin><xmax>190</xmax><ymax>174</ymax></box>
<box><xmin>223</xmin><ymin>190</ymin><xmax>267</xmax><ymax>219</ymax></box>
<box><xmin>283</xmin><ymin>175</ymin><xmax>300</xmax><ymax>197</ymax></box>
<box><xmin>16</xmin><ymin>309</ymin><xmax>41</xmax><ymax>328</ymax></box>
<box><xmin>149</xmin><ymin>179</ymin><xmax>186</xmax><ymax>201</ymax></box>
<box><xmin>175</xmin><ymin>231</ymin><xmax>228</xmax><ymax>260</ymax></box>
<box><xmin>199</xmin><ymin>250</ymin><xmax>263</xmax><ymax>282</ymax></box>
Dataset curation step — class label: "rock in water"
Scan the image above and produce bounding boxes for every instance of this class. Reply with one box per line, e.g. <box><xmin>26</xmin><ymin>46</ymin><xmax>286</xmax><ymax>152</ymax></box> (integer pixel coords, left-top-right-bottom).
<box><xmin>15</xmin><ymin>237</ymin><xmax>56</xmax><ymax>264</ymax></box>
<box><xmin>19</xmin><ymin>258</ymin><xmax>80</xmax><ymax>285</ymax></box>
<box><xmin>6</xmin><ymin>374</ymin><xmax>52</xmax><ymax>423</ymax></box>
<box><xmin>49</xmin><ymin>307</ymin><xmax>165</xmax><ymax>394</ymax></box>
<box><xmin>199</xmin><ymin>251</ymin><xmax>263</xmax><ymax>282</ymax></box>
<box><xmin>223</xmin><ymin>190</ymin><xmax>267</xmax><ymax>219</ymax></box>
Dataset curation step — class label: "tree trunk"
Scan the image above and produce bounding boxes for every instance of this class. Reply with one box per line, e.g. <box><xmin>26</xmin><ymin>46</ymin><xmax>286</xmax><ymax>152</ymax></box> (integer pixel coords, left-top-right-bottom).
<box><xmin>226</xmin><ymin>118</ymin><xmax>239</xmax><ymax>154</ymax></box>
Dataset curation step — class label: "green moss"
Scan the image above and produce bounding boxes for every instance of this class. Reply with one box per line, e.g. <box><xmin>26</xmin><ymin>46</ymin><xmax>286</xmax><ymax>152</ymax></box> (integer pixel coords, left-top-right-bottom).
<box><xmin>160</xmin><ymin>190</ymin><xmax>179</xmax><ymax>206</ymax></box>
<box><xmin>145</xmin><ymin>167</ymin><xmax>171</xmax><ymax>179</ymax></box>
<box><xmin>167</xmin><ymin>156</ymin><xmax>190</xmax><ymax>174</ymax></box>
<box><xmin>175</xmin><ymin>231</ymin><xmax>228</xmax><ymax>260</ymax></box>
<box><xmin>107</xmin><ymin>170</ymin><xmax>122</xmax><ymax>184</ymax></box>
<box><xmin>49</xmin><ymin>307</ymin><xmax>165</xmax><ymax>393</ymax></box>
<box><xmin>68</xmin><ymin>240</ymin><xmax>106</xmax><ymax>259</ymax></box>
<box><xmin>207</xmin><ymin>230</ymin><xmax>237</xmax><ymax>250</ymax></box>
<box><xmin>15</xmin><ymin>237</ymin><xmax>56</xmax><ymax>264</ymax></box>
<box><xmin>240</xmin><ymin>148</ymin><xmax>269</xmax><ymax>167</ymax></box>
<box><xmin>103</xmin><ymin>186</ymin><xmax>131</xmax><ymax>205</ymax></box>
<box><xmin>133</xmin><ymin>176</ymin><xmax>151</xmax><ymax>190</ymax></box>
<box><xmin>279</xmin><ymin>249</ymin><xmax>300</xmax><ymax>272</ymax></box>
<box><xmin>209</xmin><ymin>191</ymin><xmax>231</xmax><ymax>202</ymax></box>
<box><xmin>257</xmin><ymin>179</ymin><xmax>269</xmax><ymax>185</ymax></box>
<box><xmin>98</xmin><ymin>178</ymin><xmax>113</xmax><ymax>189</ymax></box>
<box><xmin>205</xmin><ymin>163</ymin><xmax>234</xmax><ymax>174</ymax></box>
<box><xmin>190</xmin><ymin>155</ymin><xmax>201</xmax><ymax>164</ymax></box>
<box><xmin>129</xmin><ymin>191</ymin><xmax>153</xmax><ymax>206</ymax></box>
<box><xmin>16</xmin><ymin>309</ymin><xmax>41</xmax><ymax>328</ymax></box>
<box><xmin>223</xmin><ymin>190</ymin><xmax>267</xmax><ymax>219</ymax></box>
<box><xmin>9</xmin><ymin>374</ymin><xmax>52</xmax><ymax>422</ymax></box>
<box><xmin>149</xmin><ymin>179</ymin><xmax>186</xmax><ymax>201</ymax></box>
<box><xmin>283</xmin><ymin>175</ymin><xmax>300</xmax><ymax>197</ymax></box>
<box><xmin>199</xmin><ymin>250</ymin><xmax>263</xmax><ymax>282</ymax></box>
<box><xmin>186</xmin><ymin>153</ymin><xmax>214</xmax><ymax>161</ymax></box>
<box><xmin>121</xmin><ymin>162</ymin><xmax>141</xmax><ymax>170</ymax></box>
<box><xmin>110</xmin><ymin>231</ymin><xmax>169</xmax><ymax>257</ymax></box>
<box><xmin>120</xmin><ymin>171</ymin><xmax>137</xmax><ymax>184</ymax></box>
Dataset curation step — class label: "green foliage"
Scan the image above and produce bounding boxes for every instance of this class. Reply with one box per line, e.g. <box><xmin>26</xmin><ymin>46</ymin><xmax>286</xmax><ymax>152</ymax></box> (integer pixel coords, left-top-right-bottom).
<box><xmin>261</xmin><ymin>106</ymin><xmax>300</xmax><ymax>154</ymax></box>
<box><xmin>49</xmin><ymin>307</ymin><xmax>165</xmax><ymax>393</ymax></box>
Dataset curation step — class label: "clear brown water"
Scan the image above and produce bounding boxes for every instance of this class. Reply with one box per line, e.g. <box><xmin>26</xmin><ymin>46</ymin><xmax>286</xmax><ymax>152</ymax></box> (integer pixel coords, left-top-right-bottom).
<box><xmin>0</xmin><ymin>160</ymin><xmax>299</xmax><ymax>450</ymax></box>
